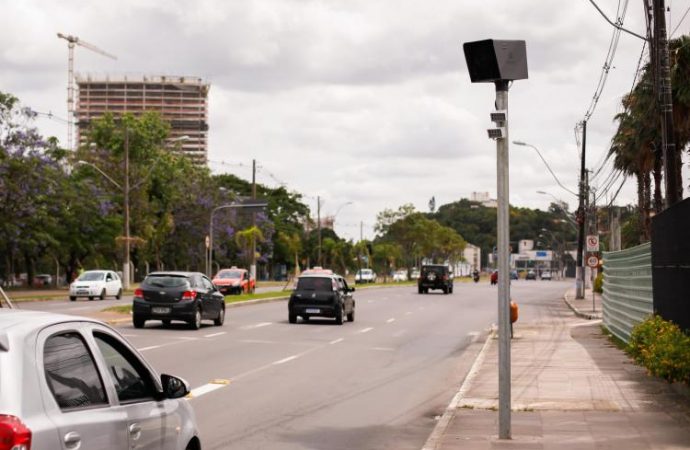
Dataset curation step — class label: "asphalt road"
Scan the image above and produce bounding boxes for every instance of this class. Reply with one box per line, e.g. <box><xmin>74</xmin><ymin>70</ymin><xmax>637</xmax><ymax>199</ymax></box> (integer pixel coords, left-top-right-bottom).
<box><xmin>19</xmin><ymin>278</ymin><xmax>572</xmax><ymax>449</ymax></box>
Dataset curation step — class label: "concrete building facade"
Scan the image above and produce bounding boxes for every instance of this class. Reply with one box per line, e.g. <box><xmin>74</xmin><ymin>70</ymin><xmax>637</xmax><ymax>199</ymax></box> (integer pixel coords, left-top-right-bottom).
<box><xmin>75</xmin><ymin>74</ymin><xmax>210</xmax><ymax>165</ymax></box>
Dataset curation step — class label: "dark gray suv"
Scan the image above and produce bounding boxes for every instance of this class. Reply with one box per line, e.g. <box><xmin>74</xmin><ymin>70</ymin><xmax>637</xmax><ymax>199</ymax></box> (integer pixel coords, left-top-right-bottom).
<box><xmin>288</xmin><ymin>273</ymin><xmax>355</xmax><ymax>324</ymax></box>
<box><xmin>418</xmin><ymin>264</ymin><xmax>453</xmax><ymax>294</ymax></box>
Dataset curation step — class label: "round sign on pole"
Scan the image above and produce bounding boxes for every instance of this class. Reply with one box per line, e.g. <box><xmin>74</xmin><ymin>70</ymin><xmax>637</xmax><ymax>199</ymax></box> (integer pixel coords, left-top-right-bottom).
<box><xmin>587</xmin><ymin>255</ymin><xmax>599</xmax><ymax>268</ymax></box>
<box><xmin>205</xmin><ymin>235</ymin><xmax>210</xmax><ymax>249</ymax></box>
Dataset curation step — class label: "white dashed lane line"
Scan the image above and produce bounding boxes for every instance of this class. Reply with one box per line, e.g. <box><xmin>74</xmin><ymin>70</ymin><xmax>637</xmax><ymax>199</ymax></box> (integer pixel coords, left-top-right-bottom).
<box><xmin>358</xmin><ymin>327</ymin><xmax>374</xmax><ymax>334</ymax></box>
<box><xmin>330</xmin><ymin>338</ymin><xmax>344</xmax><ymax>345</ymax></box>
<box><xmin>386</xmin><ymin>318</ymin><xmax>396</xmax><ymax>324</ymax></box>
<box><xmin>273</xmin><ymin>355</ymin><xmax>299</xmax><ymax>365</ymax></box>
<box><xmin>137</xmin><ymin>345</ymin><xmax>161</xmax><ymax>352</ymax></box>
<box><xmin>187</xmin><ymin>379</ymin><xmax>231</xmax><ymax>400</ymax></box>
<box><xmin>204</xmin><ymin>332</ymin><xmax>226</xmax><ymax>338</ymax></box>
<box><xmin>240</xmin><ymin>322</ymin><xmax>273</xmax><ymax>330</ymax></box>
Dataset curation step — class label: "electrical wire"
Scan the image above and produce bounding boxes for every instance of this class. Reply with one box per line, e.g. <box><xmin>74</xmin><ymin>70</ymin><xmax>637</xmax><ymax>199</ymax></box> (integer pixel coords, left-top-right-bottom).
<box><xmin>583</xmin><ymin>0</ymin><xmax>630</xmax><ymax>122</ymax></box>
<box><xmin>671</xmin><ymin>5</ymin><xmax>690</xmax><ymax>37</ymax></box>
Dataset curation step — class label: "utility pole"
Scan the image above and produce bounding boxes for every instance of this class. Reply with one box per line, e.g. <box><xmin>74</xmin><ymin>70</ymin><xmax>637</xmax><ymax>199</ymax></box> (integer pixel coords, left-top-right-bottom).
<box><xmin>576</xmin><ymin>120</ymin><xmax>587</xmax><ymax>299</ymax></box>
<box><xmin>251</xmin><ymin>159</ymin><xmax>257</xmax><ymax>280</ymax></box>
<box><xmin>317</xmin><ymin>196</ymin><xmax>322</xmax><ymax>266</ymax></box>
<box><xmin>654</xmin><ymin>0</ymin><xmax>681</xmax><ymax>206</ymax></box>
<box><xmin>123</xmin><ymin>129</ymin><xmax>131</xmax><ymax>290</ymax></box>
<box><xmin>494</xmin><ymin>80</ymin><xmax>512</xmax><ymax>439</ymax></box>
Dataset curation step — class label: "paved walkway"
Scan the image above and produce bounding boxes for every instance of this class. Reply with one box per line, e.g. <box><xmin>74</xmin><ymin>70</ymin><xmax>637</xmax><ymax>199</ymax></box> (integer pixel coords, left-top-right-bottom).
<box><xmin>425</xmin><ymin>289</ymin><xmax>690</xmax><ymax>449</ymax></box>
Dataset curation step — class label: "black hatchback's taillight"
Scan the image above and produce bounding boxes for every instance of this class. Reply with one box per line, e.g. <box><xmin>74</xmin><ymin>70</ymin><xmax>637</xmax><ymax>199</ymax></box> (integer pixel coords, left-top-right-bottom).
<box><xmin>0</xmin><ymin>415</ymin><xmax>32</xmax><ymax>450</ymax></box>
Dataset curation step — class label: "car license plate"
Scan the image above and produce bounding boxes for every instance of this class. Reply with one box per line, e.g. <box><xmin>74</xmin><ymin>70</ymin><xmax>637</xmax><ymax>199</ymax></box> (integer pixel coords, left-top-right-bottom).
<box><xmin>77</xmin><ymin>290</ymin><xmax>88</xmax><ymax>295</ymax></box>
<box><xmin>152</xmin><ymin>307</ymin><xmax>171</xmax><ymax>314</ymax></box>
<box><xmin>305</xmin><ymin>308</ymin><xmax>320</xmax><ymax>314</ymax></box>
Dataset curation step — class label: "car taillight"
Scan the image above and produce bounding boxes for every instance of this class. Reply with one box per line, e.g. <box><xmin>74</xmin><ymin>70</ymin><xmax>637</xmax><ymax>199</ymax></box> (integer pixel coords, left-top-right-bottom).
<box><xmin>181</xmin><ymin>290</ymin><xmax>197</xmax><ymax>301</ymax></box>
<box><xmin>134</xmin><ymin>288</ymin><xmax>143</xmax><ymax>298</ymax></box>
<box><xmin>443</xmin><ymin>275</ymin><xmax>448</xmax><ymax>281</ymax></box>
<box><xmin>0</xmin><ymin>415</ymin><xmax>32</xmax><ymax>450</ymax></box>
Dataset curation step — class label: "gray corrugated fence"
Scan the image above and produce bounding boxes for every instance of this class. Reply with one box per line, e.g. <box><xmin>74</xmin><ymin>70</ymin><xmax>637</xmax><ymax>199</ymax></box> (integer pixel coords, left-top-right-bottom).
<box><xmin>602</xmin><ymin>242</ymin><xmax>653</xmax><ymax>343</ymax></box>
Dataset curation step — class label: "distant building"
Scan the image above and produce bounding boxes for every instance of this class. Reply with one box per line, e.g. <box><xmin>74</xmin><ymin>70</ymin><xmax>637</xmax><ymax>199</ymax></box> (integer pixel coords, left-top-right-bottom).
<box><xmin>470</xmin><ymin>191</ymin><xmax>497</xmax><ymax>208</ymax></box>
<box><xmin>75</xmin><ymin>74</ymin><xmax>210</xmax><ymax>165</ymax></box>
<box><xmin>463</xmin><ymin>243</ymin><xmax>481</xmax><ymax>271</ymax></box>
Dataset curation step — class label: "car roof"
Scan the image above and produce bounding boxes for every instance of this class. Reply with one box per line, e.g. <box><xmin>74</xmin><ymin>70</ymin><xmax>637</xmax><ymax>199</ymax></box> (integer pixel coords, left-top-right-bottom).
<box><xmin>0</xmin><ymin>309</ymin><xmax>104</xmax><ymax>343</ymax></box>
<box><xmin>146</xmin><ymin>271</ymin><xmax>201</xmax><ymax>277</ymax></box>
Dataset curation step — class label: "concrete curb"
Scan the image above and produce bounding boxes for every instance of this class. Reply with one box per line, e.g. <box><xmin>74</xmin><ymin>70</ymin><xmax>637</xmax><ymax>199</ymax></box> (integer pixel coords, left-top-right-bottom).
<box><xmin>421</xmin><ymin>328</ymin><xmax>496</xmax><ymax>450</ymax></box>
<box><xmin>563</xmin><ymin>291</ymin><xmax>602</xmax><ymax>320</ymax></box>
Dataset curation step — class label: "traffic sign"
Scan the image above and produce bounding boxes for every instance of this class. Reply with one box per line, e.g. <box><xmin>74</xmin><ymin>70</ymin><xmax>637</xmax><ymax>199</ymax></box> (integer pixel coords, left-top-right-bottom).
<box><xmin>586</xmin><ymin>235</ymin><xmax>600</xmax><ymax>252</ymax></box>
<box><xmin>587</xmin><ymin>255</ymin><xmax>599</xmax><ymax>268</ymax></box>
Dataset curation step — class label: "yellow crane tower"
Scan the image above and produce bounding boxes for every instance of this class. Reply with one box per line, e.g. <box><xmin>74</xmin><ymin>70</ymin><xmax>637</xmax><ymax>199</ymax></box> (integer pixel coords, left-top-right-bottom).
<box><xmin>57</xmin><ymin>33</ymin><xmax>117</xmax><ymax>150</ymax></box>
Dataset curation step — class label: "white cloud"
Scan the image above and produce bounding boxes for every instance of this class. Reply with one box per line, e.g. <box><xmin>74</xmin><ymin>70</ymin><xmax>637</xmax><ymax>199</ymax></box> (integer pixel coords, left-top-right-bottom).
<box><xmin>3</xmin><ymin>0</ymin><xmax>689</xmax><ymax>241</ymax></box>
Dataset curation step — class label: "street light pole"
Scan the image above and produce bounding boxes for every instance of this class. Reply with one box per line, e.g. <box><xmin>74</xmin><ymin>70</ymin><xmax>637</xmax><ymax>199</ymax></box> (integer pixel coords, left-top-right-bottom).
<box><xmin>123</xmin><ymin>129</ymin><xmax>131</xmax><ymax>290</ymax></box>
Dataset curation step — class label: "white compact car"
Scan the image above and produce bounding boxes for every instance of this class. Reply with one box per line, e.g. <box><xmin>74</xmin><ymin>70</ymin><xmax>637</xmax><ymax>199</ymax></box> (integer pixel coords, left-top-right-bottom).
<box><xmin>355</xmin><ymin>268</ymin><xmax>377</xmax><ymax>284</ymax></box>
<box><xmin>392</xmin><ymin>270</ymin><xmax>408</xmax><ymax>282</ymax></box>
<box><xmin>0</xmin><ymin>309</ymin><xmax>201</xmax><ymax>450</ymax></box>
<box><xmin>70</xmin><ymin>270</ymin><xmax>123</xmax><ymax>301</ymax></box>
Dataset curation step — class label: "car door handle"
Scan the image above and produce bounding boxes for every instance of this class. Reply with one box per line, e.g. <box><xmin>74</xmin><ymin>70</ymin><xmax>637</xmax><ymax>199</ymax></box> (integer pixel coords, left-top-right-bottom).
<box><xmin>63</xmin><ymin>431</ymin><xmax>81</xmax><ymax>449</ymax></box>
<box><xmin>129</xmin><ymin>423</ymin><xmax>142</xmax><ymax>440</ymax></box>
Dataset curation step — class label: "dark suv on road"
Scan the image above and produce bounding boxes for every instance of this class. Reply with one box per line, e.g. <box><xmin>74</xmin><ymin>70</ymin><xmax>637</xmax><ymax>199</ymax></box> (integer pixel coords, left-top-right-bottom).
<box><xmin>418</xmin><ymin>264</ymin><xmax>453</xmax><ymax>294</ymax></box>
<box><xmin>288</xmin><ymin>273</ymin><xmax>355</xmax><ymax>324</ymax></box>
<box><xmin>132</xmin><ymin>271</ymin><xmax>226</xmax><ymax>330</ymax></box>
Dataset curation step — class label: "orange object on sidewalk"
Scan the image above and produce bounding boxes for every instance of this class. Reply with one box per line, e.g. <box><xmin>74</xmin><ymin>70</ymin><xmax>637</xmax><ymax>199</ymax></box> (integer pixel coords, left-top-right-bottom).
<box><xmin>510</xmin><ymin>301</ymin><xmax>518</xmax><ymax>323</ymax></box>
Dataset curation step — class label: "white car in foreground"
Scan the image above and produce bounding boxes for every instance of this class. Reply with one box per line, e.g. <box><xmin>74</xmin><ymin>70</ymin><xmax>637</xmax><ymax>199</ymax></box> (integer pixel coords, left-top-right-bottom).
<box><xmin>70</xmin><ymin>270</ymin><xmax>123</xmax><ymax>301</ymax></box>
<box><xmin>0</xmin><ymin>309</ymin><xmax>201</xmax><ymax>450</ymax></box>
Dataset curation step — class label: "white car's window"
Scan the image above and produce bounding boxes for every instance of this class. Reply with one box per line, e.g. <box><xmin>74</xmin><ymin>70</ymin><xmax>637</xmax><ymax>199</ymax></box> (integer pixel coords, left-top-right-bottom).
<box><xmin>43</xmin><ymin>332</ymin><xmax>108</xmax><ymax>410</ymax></box>
<box><xmin>78</xmin><ymin>272</ymin><xmax>105</xmax><ymax>281</ymax></box>
<box><xmin>94</xmin><ymin>333</ymin><xmax>156</xmax><ymax>404</ymax></box>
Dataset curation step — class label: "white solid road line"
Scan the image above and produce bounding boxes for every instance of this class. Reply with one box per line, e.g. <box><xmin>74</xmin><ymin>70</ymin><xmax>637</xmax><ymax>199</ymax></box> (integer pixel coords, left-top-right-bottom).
<box><xmin>273</xmin><ymin>355</ymin><xmax>299</xmax><ymax>365</ymax></box>
<box><xmin>358</xmin><ymin>327</ymin><xmax>374</xmax><ymax>334</ymax></box>
<box><xmin>329</xmin><ymin>338</ymin><xmax>344</xmax><ymax>344</ymax></box>
<box><xmin>386</xmin><ymin>318</ymin><xmax>396</xmax><ymax>323</ymax></box>
<box><xmin>204</xmin><ymin>332</ymin><xmax>227</xmax><ymax>338</ymax></box>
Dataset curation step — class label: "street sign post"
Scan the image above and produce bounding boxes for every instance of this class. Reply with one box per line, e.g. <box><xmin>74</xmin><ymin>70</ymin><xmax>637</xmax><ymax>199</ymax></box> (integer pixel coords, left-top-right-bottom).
<box><xmin>587</xmin><ymin>255</ymin><xmax>599</xmax><ymax>268</ymax></box>
<box><xmin>586</xmin><ymin>235</ymin><xmax>600</xmax><ymax>252</ymax></box>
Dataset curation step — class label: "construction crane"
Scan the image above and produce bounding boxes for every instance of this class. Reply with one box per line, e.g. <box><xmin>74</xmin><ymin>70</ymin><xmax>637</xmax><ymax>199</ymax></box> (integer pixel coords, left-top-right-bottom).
<box><xmin>57</xmin><ymin>33</ymin><xmax>117</xmax><ymax>150</ymax></box>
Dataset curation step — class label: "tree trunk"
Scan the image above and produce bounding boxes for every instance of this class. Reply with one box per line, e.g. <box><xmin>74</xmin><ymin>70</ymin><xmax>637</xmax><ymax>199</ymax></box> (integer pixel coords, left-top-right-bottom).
<box><xmin>643</xmin><ymin>171</ymin><xmax>652</xmax><ymax>242</ymax></box>
<box><xmin>636</xmin><ymin>171</ymin><xmax>647</xmax><ymax>244</ymax></box>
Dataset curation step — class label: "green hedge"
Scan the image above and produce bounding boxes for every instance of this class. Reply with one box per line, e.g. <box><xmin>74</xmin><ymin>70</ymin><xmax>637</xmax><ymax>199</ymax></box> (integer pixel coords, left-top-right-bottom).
<box><xmin>627</xmin><ymin>315</ymin><xmax>690</xmax><ymax>385</ymax></box>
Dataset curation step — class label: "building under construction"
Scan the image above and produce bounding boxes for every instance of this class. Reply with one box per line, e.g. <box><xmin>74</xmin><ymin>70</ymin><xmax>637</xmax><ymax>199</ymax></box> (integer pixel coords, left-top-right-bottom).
<box><xmin>75</xmin><ymin>75</ymin><xmax>210</xmax><ymax>165</ymax></box>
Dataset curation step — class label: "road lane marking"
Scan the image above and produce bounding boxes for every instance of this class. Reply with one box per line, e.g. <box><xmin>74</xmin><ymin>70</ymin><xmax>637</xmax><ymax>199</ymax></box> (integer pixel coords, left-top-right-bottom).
<box><xmin>273</xmin><ymin>355</ymin><xmax>299</xmax><ymax>365</ymax></box>
<box><xmin>386</xmin><ymin>318</ymin><xmax>396</xmax><ymax>323</ymax></box>
<box><xmin>240</xmin><ymin>339</ymin><xmax>278</xmax><ymax>344</ymax></box>
<box><xmin>467</xmin><ymin>332</ymin><xmax>480</xmax><ymax>343</ymax></box>
<box><xmin>187</xmin><ymin>379</ymin><xmax>231</xmax><ymax>399</ymax></box>
<box><xmin>240</xmin><ymin>322</ymin><xmax>273</xmax><ymax>330</ymax></box>
<box><xmin>405</xmin><ymin>311</ymin><xmax>412</xmax><ymax>315</ymax></box>
<box><xmin>204</xmin><ymin>332</ymin><xmax>226</xmax><ymax>338</ymax></box>
<box><xmin>330</xmin><ymin>338</ymin><xmax>344</xmax><ymax>345</ymax></box>
<box><xmin>358</xmin><ymin>327</ymin><xmax>373</xmax><ymax>334</ymax></box>
<box><xmin>372</xmin><ymin>347</ymin><xmax>395</xmax><ymax>352</ymax></box>
<box><xmin>138</xmin><ymin>345</ymin><xmax>162</xmax><ymax>352</ymax></box>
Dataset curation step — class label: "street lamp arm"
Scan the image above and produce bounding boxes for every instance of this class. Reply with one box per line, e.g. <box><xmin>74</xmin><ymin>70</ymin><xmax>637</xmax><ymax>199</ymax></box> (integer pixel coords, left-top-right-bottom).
<box><xmin>76</xmin><ymin>160</ymin><xmax>122</xmax><ymax>190</ymax></box>
<box><xmin>513</xmin><ymin>141</ymin><xmax>578</xmax><ymax>197</ymax></box>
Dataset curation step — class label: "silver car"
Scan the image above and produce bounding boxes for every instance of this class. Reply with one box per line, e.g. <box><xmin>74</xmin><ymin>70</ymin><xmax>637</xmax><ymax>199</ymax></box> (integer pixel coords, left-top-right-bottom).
<box><xmin>0</xmin><ymin>309</ymin><xmax>201</xmax><ymax>450</ymax></box>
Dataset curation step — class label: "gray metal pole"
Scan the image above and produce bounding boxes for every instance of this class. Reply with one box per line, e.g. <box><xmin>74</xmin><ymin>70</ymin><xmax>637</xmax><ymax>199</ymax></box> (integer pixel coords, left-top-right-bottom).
<box><xmin>123</xmin><ymin>128</ymin><xmax>131</xmax><ymax>290</ymax></box>
<box><xmin>495</xmin><ymin>81</ymin><xmax>511</xmax><ymax>440</ymax></box>
<box><xmin>576</xmin><ymin>120</ymin><xmax>587</xmax><ymax>299</ymax></box>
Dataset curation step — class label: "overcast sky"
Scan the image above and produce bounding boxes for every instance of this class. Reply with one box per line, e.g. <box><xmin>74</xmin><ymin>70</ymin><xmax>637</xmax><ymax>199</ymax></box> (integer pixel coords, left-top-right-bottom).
<box><xmin>3</xmin><ymin>0</ymin><xmax>689</xmax><ymax>241</ymax></box>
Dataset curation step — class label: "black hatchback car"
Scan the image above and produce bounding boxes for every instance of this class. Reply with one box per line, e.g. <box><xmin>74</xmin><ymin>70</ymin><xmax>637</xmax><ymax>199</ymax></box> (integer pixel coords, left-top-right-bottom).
<box><xmin>418</xmin><ymin>264</ymin><xmax>453</xmax><ymax>294</ymax></box>
<box><xmin>132</xmin><ymin>271</ymin><xmax>226</xmax><ymax>330</ymax></box>
<box><xmin>288</xmin><ymin>273</ymin><xmax>355</xmax><ymax>324</ymax></box>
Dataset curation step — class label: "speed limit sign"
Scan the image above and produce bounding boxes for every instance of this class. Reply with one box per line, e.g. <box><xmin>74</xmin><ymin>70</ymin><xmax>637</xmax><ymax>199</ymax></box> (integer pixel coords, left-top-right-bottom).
<box><xmin>587</xmin><ymin>255</ymin><xmax>599</xmax><ymax>268</ymax></box>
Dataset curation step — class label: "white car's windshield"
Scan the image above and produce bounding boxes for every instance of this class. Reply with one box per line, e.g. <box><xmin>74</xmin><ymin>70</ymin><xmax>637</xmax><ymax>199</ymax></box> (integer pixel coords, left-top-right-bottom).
<box><xmin>78</xmin><ymin>272</ymin><xmax>105</xmax><ymax>281</ymax></box>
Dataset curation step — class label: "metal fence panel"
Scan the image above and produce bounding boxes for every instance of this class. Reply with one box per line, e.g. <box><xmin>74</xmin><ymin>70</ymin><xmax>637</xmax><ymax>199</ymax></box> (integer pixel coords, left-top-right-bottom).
<box><xmin>602</xmin><ymin>242</ymin><xmax>653</xmax><ymax>343</ymax></box>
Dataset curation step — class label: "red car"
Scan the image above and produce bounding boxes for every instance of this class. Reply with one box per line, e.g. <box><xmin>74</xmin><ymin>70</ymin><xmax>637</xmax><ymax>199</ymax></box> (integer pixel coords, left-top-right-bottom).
<box><xmin>213</xmin><ymin>267</ymin><xmax>256</xmax><ymax>295</ymax></box>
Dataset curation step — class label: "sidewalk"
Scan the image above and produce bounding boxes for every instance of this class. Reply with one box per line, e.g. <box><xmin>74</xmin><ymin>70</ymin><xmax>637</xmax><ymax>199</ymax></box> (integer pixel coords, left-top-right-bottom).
<box><xmin>425</xmin><ymin>288</ymin><xmax>690</xmax><ymax>449</ymax></box>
